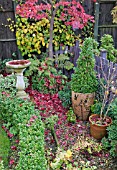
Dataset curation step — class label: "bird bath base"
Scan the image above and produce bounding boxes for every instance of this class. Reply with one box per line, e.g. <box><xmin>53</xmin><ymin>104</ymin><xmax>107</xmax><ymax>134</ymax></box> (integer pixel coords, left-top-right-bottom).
<box><xmin>6</xmin><ymin>60</ymin><xmax>31</xmax><ymax>99</ymax></box>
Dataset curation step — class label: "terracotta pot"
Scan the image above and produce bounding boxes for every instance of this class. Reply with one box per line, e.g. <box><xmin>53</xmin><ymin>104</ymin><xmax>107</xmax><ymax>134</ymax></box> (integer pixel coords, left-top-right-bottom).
<box><xmin>72</xmin><ymin>91</ymin><xmax>95</xmax><ymax>121</ymax></box>
<box><xmin>89</xmin><ymin>114</ymin><xmax>112</xmax><ymax>140</ymax></box>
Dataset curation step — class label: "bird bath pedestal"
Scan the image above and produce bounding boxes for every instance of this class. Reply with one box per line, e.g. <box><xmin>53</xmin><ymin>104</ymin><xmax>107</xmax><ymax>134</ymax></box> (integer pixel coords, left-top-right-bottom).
<box><xmin>6</xmin><ymin>60</ymin><xmax>31</xmax><ymax>99</ymax></box>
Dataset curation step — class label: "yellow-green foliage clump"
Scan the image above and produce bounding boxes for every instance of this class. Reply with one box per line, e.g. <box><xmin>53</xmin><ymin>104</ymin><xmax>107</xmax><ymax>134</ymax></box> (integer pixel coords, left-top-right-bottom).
<box><xmin>15</xmin><ymin>16</ymin><xmax>79</xmax><ymax>57</ymax></box>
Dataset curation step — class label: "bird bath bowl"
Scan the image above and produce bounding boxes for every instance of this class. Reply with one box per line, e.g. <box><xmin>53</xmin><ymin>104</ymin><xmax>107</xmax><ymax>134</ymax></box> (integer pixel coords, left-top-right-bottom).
<box><xmin>6</xmin><ymin>60</ymin><xmax>31</xmax><ymax>99</ymax></box>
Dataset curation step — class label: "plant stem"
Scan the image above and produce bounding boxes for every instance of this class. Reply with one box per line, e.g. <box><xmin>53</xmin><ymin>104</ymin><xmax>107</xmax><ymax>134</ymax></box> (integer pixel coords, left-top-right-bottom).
<box><xmin>51</xmin><ymin>127</ymin><xmax>59</xmax><ymax>147</ymax></box>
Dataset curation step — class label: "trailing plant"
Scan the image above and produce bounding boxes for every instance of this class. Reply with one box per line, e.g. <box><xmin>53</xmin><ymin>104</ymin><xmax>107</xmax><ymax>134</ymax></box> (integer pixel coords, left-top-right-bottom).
<box><xmin>101</xmin><ymin>98</ymin><xmax>117</xmax><ymax>157</ymax></box>
<box><xmin>100</xmin><ymin>34</ymin><xmax>117</xmax><ymax>62</ymax></box>
<box><xmin>58</xmin><ymin>81</ymin><xmax>71</xmax><ymax>108</ymax></box>
<box><xmin>71</xmin><ymin>37</ymin><xmax>98</xmax><ymax>93</ymax></box>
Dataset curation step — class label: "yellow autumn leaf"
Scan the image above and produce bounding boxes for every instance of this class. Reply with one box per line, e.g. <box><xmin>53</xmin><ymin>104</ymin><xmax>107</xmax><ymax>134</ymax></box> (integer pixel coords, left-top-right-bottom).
<box><xmin>35</xmin><ymin>42</ymin><xmax>39</xmax><ymax>48</ymax></box>
<box><xmin>21</xmin><ymin>18</ymin><xmax>27</xmax><ymax>23</ymax></box>
<box><xmin>42</xmin><ymin>41</ymin><xmax>45</xmax><ymax>46</ymax></box>
<box><xmin>40</xmin><ymin>37</ymin><xmax>43</xmax><ymax>41</ymax></box>
<box><xmin>38</xmin><ymin>50</ymin><xmax>41</xmax><ymax>54</ymax></box>
<box><xmin>54</xmin><ymin>29</ymin><xmax>58</xmax><ymax>32</ymax></box>
<box><xmin>17</xmin><ymin>40</ymin><xmax>20</xmax><ymax>46</ymax></box>
<box><xmin>16</xmin><ymin>32</ymin><xmax>20</xmax><ymax>37</ymax></box>
<box><xmin>21</xmin><ymin>40</ymin><xmax>25</xmax><ymax>45</ymax></box>
<box><xmin>59</xmin><ymin>29</ymin><xmax>62</xmax><ymax>33</ymax></box>
<box><xmin>46</xmin><ymin>43</ymin><xmax>49</xmax><ymax>48</ymax></box>
<box><xmin>23</xmin><ymin>29</ymin><xmax>27</xmax><ymax>34</ymax></box>
<box><xmin>27</xmin><ymin>46</ymin><xmax>31</xmax><ymax>49</ymax></box>
<box><xmin>19</xmin><ymin>23</ymin><xmax>22</xmax><ymax>27</ymax></box>
<box><xmin>33</xmin><ymin>38</ymin><xmax>37</xmax><ymax>43</ymax></box>
<box><xmin>47</xmin><ymin>23</ymin><xmax>50</xmax><ymax>28</ymax></box>
<box><xmin>7</xmin><ymin>18</ymin><xmax>11</xmax><ymax>22</ymax></box>
<box><xmin>115</xmin><ymin>89</ymin><xmax>117</xmax><ymax>94</ymax></box>
<box><xmin>65</xmin><ymin>150</ymin><xmax>72</xmax><ymax>159</ymax></box>
<box><xmin>54</xmin><ymin>41</ymin><xmax>58</xmax><ymax>46</ymax></box>
<box><xmin>66</xmin><ymin>34</ymin><xmax>70</xmax><ymax>40</ymax></box>
<box><xmin>39</xmin><ymin>33</ymin><xmax>43</xmax><ymax>36</ymax></box>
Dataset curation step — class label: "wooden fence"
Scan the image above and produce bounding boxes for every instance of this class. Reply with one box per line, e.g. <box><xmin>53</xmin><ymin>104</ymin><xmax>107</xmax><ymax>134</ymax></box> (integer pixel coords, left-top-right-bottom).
<box><xmin>53</xmin><ymin>41</ymin><xmax>117</xmax><ymax>83</ymax></box>
<box><xmin>0</xmin><ymin>0</ymin><xmax>19</xmax><ymax>60</ymax></box>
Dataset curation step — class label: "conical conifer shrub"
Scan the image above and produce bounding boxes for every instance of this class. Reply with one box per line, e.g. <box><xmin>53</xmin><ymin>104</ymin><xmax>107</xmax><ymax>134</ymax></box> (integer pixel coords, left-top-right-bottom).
<box><xmin>71</xmin><ymin>38</ymin><xmax>98</xmax><ymax>93</ymax></box>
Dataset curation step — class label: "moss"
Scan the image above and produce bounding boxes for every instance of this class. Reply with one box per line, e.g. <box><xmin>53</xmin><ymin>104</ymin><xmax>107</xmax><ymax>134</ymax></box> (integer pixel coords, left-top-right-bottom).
<box><xmin>0</xmin><ymin>125</ymin><xmax>10</xmax><ymax>168</ymax></box>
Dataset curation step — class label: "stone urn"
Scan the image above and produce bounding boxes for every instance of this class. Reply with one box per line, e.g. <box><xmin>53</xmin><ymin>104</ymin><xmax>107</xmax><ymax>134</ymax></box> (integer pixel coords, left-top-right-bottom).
<box><xmin>6</xmin><ymin>60</ymin><xmax>31</xmax><ymax>99</ymax></box>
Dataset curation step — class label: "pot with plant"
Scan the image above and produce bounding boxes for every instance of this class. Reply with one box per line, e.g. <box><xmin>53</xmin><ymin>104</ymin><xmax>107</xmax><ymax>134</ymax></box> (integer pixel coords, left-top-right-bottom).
<box><xmin>89</xmin><ymin>60</ymin><xmax>117</xmax><ymax>140</ymax></box>
<box><xmin>71</xmin><ymin>38</ymin><xmax>98</xmax><ymax>121</ymax></box>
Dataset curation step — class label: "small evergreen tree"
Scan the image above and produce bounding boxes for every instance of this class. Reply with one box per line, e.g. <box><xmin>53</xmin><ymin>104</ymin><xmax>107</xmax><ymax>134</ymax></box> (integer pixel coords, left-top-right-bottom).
<box><xmin>71</xmin><ymin>37</ymin><xmax>98</xmax><ymax>93</ymax></box>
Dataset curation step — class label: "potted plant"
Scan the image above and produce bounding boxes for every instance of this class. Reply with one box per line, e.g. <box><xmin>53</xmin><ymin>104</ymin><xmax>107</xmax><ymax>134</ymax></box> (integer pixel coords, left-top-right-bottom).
<box><xmin>71</xmin><ymin>37</ymin><xmax>98</xmax><ymax>121</ymax></box>
<box><xmin>89</xmin><ymin>61</ymin><xmax>117</xmax><ymax>140</ymax></box>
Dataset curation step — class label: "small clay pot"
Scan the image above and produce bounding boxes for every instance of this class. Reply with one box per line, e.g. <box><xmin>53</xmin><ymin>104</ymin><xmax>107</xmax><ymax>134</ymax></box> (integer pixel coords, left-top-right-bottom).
<box><xmin>89</xmin><ymin>114</ymin><xmax>112</xmax><ymax>140</ymax></box>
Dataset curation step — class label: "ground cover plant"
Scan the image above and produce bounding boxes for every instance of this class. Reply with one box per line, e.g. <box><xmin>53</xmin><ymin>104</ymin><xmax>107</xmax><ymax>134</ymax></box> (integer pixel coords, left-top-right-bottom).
<box><xmin>0</xmin><ymin>75</ymin><xmax>47</xmax><ymax>169</ymax></box>
<box><xmin>0</xmin><ymin>125</ymin><xmax>10</xmax><ymax>167</ymax></box>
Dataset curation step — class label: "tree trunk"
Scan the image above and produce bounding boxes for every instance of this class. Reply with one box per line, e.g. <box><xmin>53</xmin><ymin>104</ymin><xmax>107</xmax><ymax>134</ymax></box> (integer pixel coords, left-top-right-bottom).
<box><xmin>48</xmin><ymin>15</ymin><xmax>54</xmax><ymax>58</ymax></box>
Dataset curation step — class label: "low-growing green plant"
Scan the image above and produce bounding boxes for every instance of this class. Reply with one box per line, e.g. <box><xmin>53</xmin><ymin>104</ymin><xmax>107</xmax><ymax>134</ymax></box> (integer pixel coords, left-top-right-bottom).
<box><xmin>32</xmin><ymin>57</ymin><xmax>67</xmax><ymax>94</ymax></box>
<box><xmin>67</xmin><ymin>107</ymin><xmax>76</xmax><ymax>123</ymax></box>
<box><xmin>0</xmin><ymin>93</ymin><xmax>47</xmax><ymax>169</ymax></box>
<box><xmin>58</xmin><ymin>81</ymin><xmax>71</xmax><ymax>108</ymax></box>
<box><xmin>16</xmin><ymin>116</ymin><xmax>47</xmax><ymax>170</ymax></box>
<box><xmin>0</xmin><ymin>74</ymin><xmax>29</xmax><ymax>97</ymax></box>
<box><xmin>0</xmin><ymin>161</ymin><xmax>5</xmax><ymax>170</ymax></box>
<box><xmin>101</xmin><ymin>98</ymin><xmax>117</xmax><ymax>157</ymax></box>
<box><xmin>0</xmin><ymin>74</ymin><xmax>16</xmax><ymax>96</ymax></box>
<box><xmin>55</xmin><ymin>53</ymin><xmax>74</xmax><ymax>71</ymax></box>
<box><xmin>24</xmin><ymin>56</ymin><xmax>40</xmax><ymax>77</ymax></box>
<box><xmin>50</xmin><ymin>148</ymin><xmax>72</xmax><ymax>170</ymax></box>
<box><xmin>0</xmin><ymin>126</ymin><xmax>10</xmax><ymax>168</ymax></box>
<box><xmin>0</xmin><ymin>59</ymin><xmax>12</xmax><ymax>74</ymax></box>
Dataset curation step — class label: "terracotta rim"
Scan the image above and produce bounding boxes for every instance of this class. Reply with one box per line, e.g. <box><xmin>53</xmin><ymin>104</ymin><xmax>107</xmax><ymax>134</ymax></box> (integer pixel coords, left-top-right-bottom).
<box><xmin>89</xmin><ymin>114</ymin><xmax>112</xmax><ymax>127</ymax></box>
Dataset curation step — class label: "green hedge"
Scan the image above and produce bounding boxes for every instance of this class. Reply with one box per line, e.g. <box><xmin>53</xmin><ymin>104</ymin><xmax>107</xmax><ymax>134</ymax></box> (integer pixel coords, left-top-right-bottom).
<box><xmin>0</xmin><ymin>91</ymin><xmax>47</xmax><ymax>169</ymax></box>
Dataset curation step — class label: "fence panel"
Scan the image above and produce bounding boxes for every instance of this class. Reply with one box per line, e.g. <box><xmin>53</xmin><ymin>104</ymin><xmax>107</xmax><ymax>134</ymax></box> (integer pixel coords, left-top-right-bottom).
<box><xmin>0</xmin><ymin>0</ymin><xmax>19</xmax><ymax>60</ymax></box>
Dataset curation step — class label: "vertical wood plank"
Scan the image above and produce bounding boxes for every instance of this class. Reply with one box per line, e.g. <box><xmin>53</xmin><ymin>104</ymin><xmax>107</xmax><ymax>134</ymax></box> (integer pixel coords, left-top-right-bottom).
<box><xmin>94</xmin><ymin>2</ymin><xmax>100</xmax><ymax>41</ymax></box>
